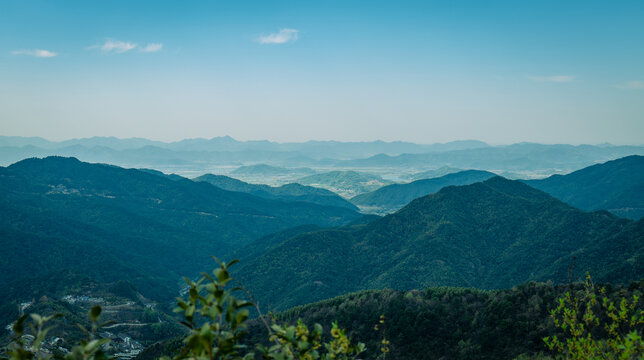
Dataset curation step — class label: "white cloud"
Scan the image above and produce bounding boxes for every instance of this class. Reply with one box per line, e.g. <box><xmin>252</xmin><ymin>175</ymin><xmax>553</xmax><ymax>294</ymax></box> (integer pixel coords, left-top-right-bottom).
<box><xmin>256</xmin><ymin>29</ymin><xmax>299</xmax><ymax>44</ymax></box>
<box><xmin>11</xmin><ymin>49</ymin><xmax>57</xmax><ymax>58</ymax></box>
<box><xmin>526</xmin><ymin>75</ymin><xmax>575</xmax><ymax>83</ymax></box>
<box><xmin>90</xmin><ymin>39</ymin><xmax>137</xmax><ymax>54</ymax></box>
<box><xmin>141</xmin><ymin>43</ymin><xmax>163</xmax><ymax>53</ymax></box>
<box><xmin>615</xmin><ymin>80</ymin><xmax>644</xmax><ymax>90</ymax></box>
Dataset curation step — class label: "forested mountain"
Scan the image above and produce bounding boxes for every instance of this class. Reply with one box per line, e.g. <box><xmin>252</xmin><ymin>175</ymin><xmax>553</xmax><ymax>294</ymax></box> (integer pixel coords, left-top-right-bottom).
<box><xmin>350</xmin><ymin>170</ymin><xmax>495</xmax><ymax>214</ymax></box>
<box><xmin>525</xmin><ymin>155</ymin><xmax>644</xmax><ymax>219</ymax></box>
<box><xmin>0</xmin><ymin>157</ymin><xmax>360</xmax><ymax>302</ymax></box>
<box><xmin>296</xmin><ymin>171</ymin><xmax>394</xmax><ymax>198</ymax></box>
<box><xmin>235</xmin><ymin>177</ymin><xmax>644</xmax><ymax>310</ymax></box>
<box><xmin>194</xmin><ymin>174</ymin><xmax>357</xmax><ymax>210</ymax></box>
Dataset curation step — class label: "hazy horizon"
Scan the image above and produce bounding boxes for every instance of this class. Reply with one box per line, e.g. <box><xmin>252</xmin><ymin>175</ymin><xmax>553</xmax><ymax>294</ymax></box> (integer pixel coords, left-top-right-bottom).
<box><xmin>2</xmin><ymin>1</ymin><xmax>643</xmax><ymax>144</ymax></box>
<box><xmin>2</xmin><ymin>134</ymin><xmax>644</xmax><ymax>147</ymax></box>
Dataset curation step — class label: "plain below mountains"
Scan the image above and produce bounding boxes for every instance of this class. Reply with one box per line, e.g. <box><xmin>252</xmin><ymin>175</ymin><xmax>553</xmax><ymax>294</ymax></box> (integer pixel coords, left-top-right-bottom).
<box><xmin>296</xmin><ymin>170</ymin><xmax>394</xmax><ymax>198</ymax></box>
<box><xmin>193</xmin><ymin>174</ymin><xmax>358</xmax><ymax>211</ymax></box>
<box><xmin>350</xmin><ymin>170</ymin><xmax>496</xmax><ymax>214</ymax></box>
<box><xmin>406</xmin><ymin>166</ymin><xmax>464</xmax><ymax>181</ymax></box>
<box><xmin>0</xmin><ymin>157</ymin><xmax>361</xmax><ymax>302</ymax></box>
<box><xmin>235</xmin><ymin>176</ymin><xmax>644</xmax><ymax>311</ymax></box>
<box><xmin>230</xmin><ymin>164</ymin><xmax>316</xmax><ymax>177</ymax></box>
<box><xmin>525</xmin><ymin>155</ymin><xmax>644</xmax><ymax>220</ymax></box>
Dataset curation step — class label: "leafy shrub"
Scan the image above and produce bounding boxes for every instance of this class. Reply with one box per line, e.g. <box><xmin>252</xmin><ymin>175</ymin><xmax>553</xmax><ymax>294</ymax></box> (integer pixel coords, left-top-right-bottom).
<box><xmin>544</xmin><ymin>273</ymin><xmax>644</xmax><ymax>359</ymax></box>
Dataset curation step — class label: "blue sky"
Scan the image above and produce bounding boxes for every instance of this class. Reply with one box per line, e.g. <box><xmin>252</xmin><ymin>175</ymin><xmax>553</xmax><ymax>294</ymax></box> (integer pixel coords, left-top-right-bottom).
<box><xmin>1</xmin><ymin>0</ymin><xmax>643</xmax><ymax>144</ymax></box>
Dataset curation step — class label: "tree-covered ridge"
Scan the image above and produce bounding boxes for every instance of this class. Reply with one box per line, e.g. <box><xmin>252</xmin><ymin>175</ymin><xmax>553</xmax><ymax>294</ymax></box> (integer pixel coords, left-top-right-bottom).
<box><xmin>235</xmin><ymin>177</ymin><xmax>644</xmax><ymax>310</ymax></box>
<box><xmin>135</xmin><ymin>278</ymin><xmax>644</xmax><ymax>360</ymax></box>
<box><xmin>193</xmin><ymin>174</ymin><xmax>358</xmax><ymax>210</ymax></box>
<box><xmin>350</xmin><ymin>169</ymin><xmax>495</xmax><ymax>214</ymax></box>
<box><xmin>244</xmin><ymin>280</ymin><xmax>644</xmax><ymax>360</ymax></box>
<box><xmin>0</xmin><ymin>157</ymin><xmax>360</xmax><ymax>303</ymax></box>
<box><xmin>525</xmin><ymin>155</ymin><xmax>644</xmax><ymax>219</ymax></box>
<box><xmin>296</xmin><ymin>171</ymin><xmax>394</xmax><ymax>198</ymax></box>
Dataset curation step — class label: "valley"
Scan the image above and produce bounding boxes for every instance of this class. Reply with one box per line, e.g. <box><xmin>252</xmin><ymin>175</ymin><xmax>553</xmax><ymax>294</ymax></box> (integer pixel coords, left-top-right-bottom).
<box><xmin>1</xmin><ymin>142</ymin><xmax>643</xmax><ymax>359</ymax></box>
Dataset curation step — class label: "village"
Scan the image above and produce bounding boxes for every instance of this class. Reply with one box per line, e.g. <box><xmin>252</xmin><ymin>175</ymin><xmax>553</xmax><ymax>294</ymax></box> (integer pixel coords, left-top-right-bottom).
<box><xmin>4</xmin><ymin>293</ymin><xmax>165</xmax><ymax>360</ymax></box>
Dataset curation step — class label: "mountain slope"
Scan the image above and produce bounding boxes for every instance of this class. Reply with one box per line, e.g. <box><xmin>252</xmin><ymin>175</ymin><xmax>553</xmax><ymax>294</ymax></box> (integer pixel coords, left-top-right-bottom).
<box><xmin>0</xmin><ymin>157</ymin><xmax>360</xmax><ymax>301</ymax></box>
<box><xmin>235</xmin><ymin>177</ymin><xmax>643</xmax><ymax>310</ymax></box>
<box><xmin>350</xmin><ymin>170</ymin><xmax>496</xmax><ymax>214</ymax></box>
<box><xmin>193</xmin><ymin>174</ymin><xmax>358</xmax><ymax>210</ymax></box>
<box><xmin>525</xmin><ymin>155</ymin><xmax>644</xmax><ymax>219</ymax></box>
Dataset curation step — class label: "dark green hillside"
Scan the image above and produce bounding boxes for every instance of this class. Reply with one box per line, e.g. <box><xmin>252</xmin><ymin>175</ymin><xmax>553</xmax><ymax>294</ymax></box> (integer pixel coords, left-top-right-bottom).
<box><xmin>350</xmin><ymin>170</ymin><xmax>495</xmax><ymax>214</ymax></box>
<box><xmin>230</xmin><ymin>224</ymin><xmax>322</xmax><ymax>262</ymax></box>
<box><xmin>525</xmin><ymin>155</ymin><xmax>644</xmax><ymax>219</ymax></box>
<box><xmin>0</xmin><ymin>157</ymin><xmax>360</xmax><ymax>302</ymax></box>
<box><xmin>194</xmin><ymin>174</ymin><xmax>358</xmax><ymax>210</ymax></box>
<box><xmin>296</xmin><ymin>170</ymin><xmax>394</xmax><ymax>198</ymax></box>
<box><xmin>236</xmin><ymin>177</ymin><xmax>644</xmax><ymax>310</ymax></box>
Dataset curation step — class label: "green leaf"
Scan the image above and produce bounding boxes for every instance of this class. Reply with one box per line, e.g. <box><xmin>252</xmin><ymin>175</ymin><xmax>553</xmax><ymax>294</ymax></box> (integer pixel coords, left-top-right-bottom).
<box><xmin>236</xmin><ymin>309</ymin><xmax>249</xmax><ymax>324</ymax></box>
<box><xmin>13</xmin><ymin>314</ymin><xmax>27</xmax><ymax>334</ymax></box>
<box><xmin>90</xmin><ymin>306</ymin><xmax>102</xmax><ymax>321</ymax></box>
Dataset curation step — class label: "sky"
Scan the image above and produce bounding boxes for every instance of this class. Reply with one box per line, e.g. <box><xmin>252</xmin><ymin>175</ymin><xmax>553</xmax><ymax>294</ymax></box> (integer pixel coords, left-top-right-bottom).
<box><xmin>1</xmin><ymin>0</ymin><xmax>643</xmax><ymax>145</ymax></box>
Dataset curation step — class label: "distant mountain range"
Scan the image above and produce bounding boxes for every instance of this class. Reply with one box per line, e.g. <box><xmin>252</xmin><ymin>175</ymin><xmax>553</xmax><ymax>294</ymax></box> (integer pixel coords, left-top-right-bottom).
<box><xmin>0</xmin><ymin>157</ymin><xmax>360</xmax><ymax>301</ymax></box>
<box><xmin>296</xmin><ymin>170</ymin><xmax>395</xmax><ymax>198</ymax></box>
<box><xmin>525</xmin><ymin>155</ymin><xmax>644</xmax><ymax>219</ymax></box>
<box><xmin>235</xmin><ymin>177</ymin><xmax>644</xmax><ymax>310</ymax></box>
<box><xmin>193</xmin><ymin>174</ymin><xmax>358</xmax><ymax>210</ymax></box>
<box><xmin>341</xmin><ymin>143</ymin><xmax>644</xmax><ymax>172</ymax></box>
<box><xmin>350</xmin><ymin>170</ymin><xmax>496</xmax><ymax>214</ymax></box>
<box><xmin>0</xmin><ymin>136</ymin><xmax>489</xmax><ymax>163</ymax></box>
<box><xmin>2</xmin><ymin>136</ymin><xmax>643</xmax><ymax>177</ymax></box>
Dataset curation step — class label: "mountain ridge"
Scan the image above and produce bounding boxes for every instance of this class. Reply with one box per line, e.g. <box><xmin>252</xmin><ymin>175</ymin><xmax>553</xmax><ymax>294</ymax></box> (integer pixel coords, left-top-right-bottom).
<box><xmin>235</xmin><ymin>176</ymin><xmax>643</xmax><ymax>310</ymax></box>
<box><xmin>194</xmin><ymin>173</ymin><xmax>358</xmax><ymax>210</ymax></box>
<box><xmin>525</xmin><ymin>155</ymin><xmax>644</xmax><ymax>219</ymax></box>
<box><xmin>350</xmin><ymin>169</ymin><xmax>496</xmax><ymax>214</ymax></box>
<box><xmin>0</xmin><ymin>156</ymin><xmax>361</xmax><ymax>301</ymax></box>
